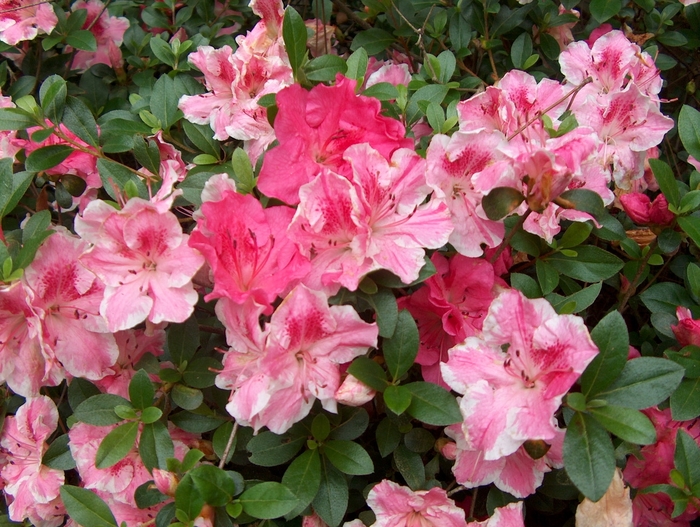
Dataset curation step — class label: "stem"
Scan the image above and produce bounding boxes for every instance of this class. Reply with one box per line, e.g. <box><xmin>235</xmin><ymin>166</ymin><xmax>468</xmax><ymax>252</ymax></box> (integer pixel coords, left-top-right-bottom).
<box><xmin>482</xmin><ymin>6</ymin><xmax>498</xmax><ymax>81</ymax></box>
<box><xmin>617</xmin><ymin>239</ymin><xmax>658</xmax><ymax>314</ymax></box>
<box><xmin>488</xmin><ymin>209</ymin><xmax>532</xmax><ymax>265</ymax></box>
<box><xmin>199</xmin><ymin>325</ymin><xmax>225</xmax><ymax>336</ymax></box>
<box><xmin>219</xmin><ymin>421</ymin><xmax>239</xmax><ymax>469</ymax></box>
<box><xmin>469</xmin><ymin>487</ymin><xmax>478</xmax><ymax>520</ymax></box>
<box><xmin>506</xmin><ymin>77</ymin><xmax>593</xmax><ymax>141</ymax></box>
<box><xmin>447</xmin><ymin>485</ymin><xmax>466</xmax><ymax>497</ymax></box>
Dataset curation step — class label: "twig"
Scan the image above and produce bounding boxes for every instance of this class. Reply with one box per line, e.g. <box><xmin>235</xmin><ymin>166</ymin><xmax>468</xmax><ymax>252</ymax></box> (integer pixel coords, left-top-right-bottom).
<box><xmin>489</xmin><ymin>209</ymin><xmax>532</xmax><ymax>265</ymax></box>
<box><xmin>617</xmin><ymin>239</ymin><xmax>659</xmax><ymax>314</ymax></box>
<box><xmin>219</xmin><ymin>421</ymin><xmax>239</xmax><ymax>468</ymax></box>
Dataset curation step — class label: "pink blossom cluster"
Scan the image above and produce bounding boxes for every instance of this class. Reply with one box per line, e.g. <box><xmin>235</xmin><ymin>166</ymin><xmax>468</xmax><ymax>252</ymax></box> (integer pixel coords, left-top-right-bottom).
<box><xmin>0</xmin><ymin>0</ymin><xmax>57</xmax><ymax>45</ymax></box>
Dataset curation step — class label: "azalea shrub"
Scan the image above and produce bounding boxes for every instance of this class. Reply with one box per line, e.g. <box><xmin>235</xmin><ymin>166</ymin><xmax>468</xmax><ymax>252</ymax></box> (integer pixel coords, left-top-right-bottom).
<box><xmin>1</xmin><ymin>0</ymin><xmax>700</xmax><ymax>525</ymax></box>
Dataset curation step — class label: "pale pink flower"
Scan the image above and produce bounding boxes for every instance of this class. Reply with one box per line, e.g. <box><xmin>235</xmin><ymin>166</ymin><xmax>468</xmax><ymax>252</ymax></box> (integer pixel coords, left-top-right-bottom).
<box><xmin>290</xmin><ymin>144</ymin><xmax>452</xmax><ymax>292</ymax></box>
<box><xmin>0</xmin><ymin>0</ymin><xmax>57</xmax><ymax>45</ymax></box>
<box><xmin>335</xmin><ymin>374</ymin><xmax>376</xmax><ymax>406</ymax></box>
<box><xmin>189</xmin><ymin>187</ymin><xmax>310</xmax><ymax>312</ymax></box>
<box><xmin>365</xmin><ymin>59</ymin><xmax>411</xmax><ymax>89</ymax></box>
<box><xmin>224</xmin><ymin>285</ymin><xmax>378</xmax><ymax>434</ymax></box>
<box><xmin>441</xmin><ymin>289</ymin><xmax>598</xmax><ymax>460</ymax></box>
<box><xmin>258</xmin><ymin>75</ymin><xmax>412</xmax><ymax>204</ymax></box>
<box><xmin>672</xmin><ymin>307</ymin><xmax>700</xmax><ymax>348</ymax></box>
<box><xmin>69</xmin><ymin>0</ymin><xmax>129</xmax><ymax>71</ymax></box>
<box><xmin>366</xmin><ymin>479</ymin><xmax>467</xmax><ymax>527</ymax></box>
<box><xmin>0</xmin><ymin>93</ymin><xmax>20</xmax><ymax>160</ymax></box>
<box><xmin>466</xmin><ymin>502</ymin><xmax>525</xmax><ymax>527</ymax></box>
<box><xmin>0</xmin><ymin>396</ymin><xmax>65</xmax><ymax>527</ymax></box>
<box><xmin>445</xmin><ymin>421</ymin><xmax>564</xmax><ymax>498</ymax></box>
<box><xmin>22</xmin><ymin>229</ymin><xmax>119</xmax><ymax>383</ymax></box>
<box><xmin>74</xmin><ymin>198</ymin><xmax>205</xmax><ymax>332</ymax></box>
<box><xmin>304</xmin><ymin>512</ymin><xmax>330</xmax><ymax>527</ymax></box>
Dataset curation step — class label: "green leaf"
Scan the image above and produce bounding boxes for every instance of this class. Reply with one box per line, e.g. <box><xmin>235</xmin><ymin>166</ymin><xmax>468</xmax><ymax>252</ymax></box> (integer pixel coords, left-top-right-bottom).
<box><xmin>0</xmin><ymin>161</ymin><xmax>34</xmax><ymax>219</ymax></box>
<box><xmin>25</xmin><ymin>145</ymin><xmax>73</xmax><ymax>173</ymax></box>
<box><xmin>283</xmin><ymin>7</ymin><xmax>308</xmax><ymax>79</ymax></box>
<box><xmin>188</xmin><ymin>465</ymin><xmax>238</xmax><ymax>507</ymax></box>
<box><xmin>60</xmin><ymin>486</ymin><xmax>118</xmax><ymax>527</ymax></box>
<box><xmin>671</xmin><ymin>378</ymin><xmax>700</xmax><ymax>421</ymax></box>
<box><xmin>0</xmin><ymin>107</ymin><xmax>38</xmax><ymax>130</ymax></box>
<box><xmin>150</xmin><ymin>74</ymin><xmax>182</xmax><ymax>130</ymax></box>
<box><xmin>240</xmin><ymin>482</ymin><xmax>298</xmax><ymax>519</ymax></box>
<box><xmin>510</xmin><ymin>273</ymin><xmax>542</xmax><ymax>299</ymax></box>
<box><xmin>170</xmin><ymin>411</ymin><xmax>226</xmax><ymax>433</ymax></box>
<box><xmin>96</xmin><ymin>421</ymin><xmax>139</xmax><ymax>469</ymax></box>
<box><xmin>358</xmin><ymin>287</ymin><xmax>398</xmax><ymax>338</ymax></box>
<box><xmin>582</xmin><ymin>311</ymin><xmax>629</xmax><ymax>397</ymax></box>
<box><xmin>183</xmin><ymin>357</ymin><xmax>221</xmax><ymax>389</ymax></box>
<box><xmin>150</xmin><ymin>36</ymin><xmax>176</xmax><ymax>67</ymax></box>
<box><xmin>559</xmin><ymin>189</ymin><xmax>606</xmax><ymax>219</ymax></box>
<box><xmin>490</xmin><ymin>4</ymin><xmax>534</xmax><ymax>37</ymax></box>
<box><xmin>230</xmin><ymin>148</ymin><xmax>256</xmax><ymax>194</ymax></box>
<box><xmin>312</xmin><ymin>414</ymin><xmax>331</xmax><ymax>442</ymax></box>
<box><xmin>376</xmin><ymin>417</ymin><xmax>402</xmax><ymax>457</ymax></box>
<box><xmin>482</xmin><ymin>187</ymin><xmax>525</xmax><ymax>220</ymax></box>
<box><xmin>345</xmin><ymin>47</ymin><xmax>368</xmax><ymax>82</ymax></box>
<box><xmin>589</xmin><ymin>0</ymin><xmax>622</xmax><ymax>22</ymax></box>
<box><xmin>350</xmin><ymin>28</ymin><xmax>395</xmax><ymax>55</ymax></box>
<box><xmin>588</xmin><ymin>405</ymin><xmax>656</xmax><ymax>445</ymax></box>
<box><xmin>171</xmin><ymin>384</ymin><xmax>204</xmax><ymax>411</ymax></box>
<box><xmin>62</xmin><ymin>96</ymin><xmax>99</xmax><ymax>147</ymax></box>
<box><xmin>640</xmin><ymin>282</ymin><xmax>694</xmax><ymax>315</ymax></box>
<box><xmin>212</xmin><ymin>422</ymin><xmax>236</xmax><ymax>465</ymax></box>
<box><xmin>347</xmin><ymin>356</ymin><xmax>388</xmax><ymax>392</ymax></box>
<box><xmin>393</xmin><ymin>444</ymin><xmax>425</xmax><ymax>491</ymax></box>
<box><xmin>405</xmin><ymin>382</ymin><xmax>461</xmax><ymax>425</ymax></box>
<box><xmin>597</xmin><ymin>357</ymin><xmax>685</xmax><ymax>409</ymax></box>
<box><xmin>536</xmin><ymin>259</ymin><xmax>559</xmax><ymax>296</ymax></box>
<box><xmin>511</xmin><ymin>32</ymin><xmax>532</xmax><ymax>69</ymax></box>
<box><xmin>139</xmin><ymin>420</ymin><xmax>174</xmax><ymax>471</ymax></box>
<box><xmin>42</xmin><ymin>434</ymin><xmax>76</xmax><ymax>470</ymax></box>
<box><xmin>129</xmin><ymin>369</ymin><xmax>155</xmax><ymax>410</ymax></box>
<box><xmin>135</xmin><ymin>481</ymin><xmax>168</xmax><ymax>509</ymax></box>
<box><xmin>547</xmin><ymin>281</ymin><xmax>602</xmax><ymax>314</ymax></box>
<box><xmin>66</xmin><ymin>30</ymin><xmax>97</xmax><ymax>51</ymax></box>
<box><xmin>680</xmin><ymin>105</ymin><xmax>700</xmax><ymax>161</ymax></box>
<box><xmin>313</xmin><ymin>459</ymin><xmax>348</xmax><ymax>527</ymax></box>
<box><xmin>679</xmin><ymin>215</ymin><xmax>700</xmax><ymax>248</ymax></box>
<box><xmin>404</xmin><ymin>427</ymin><xmax>435</xmax><ymax>453</ymax></box>
<box><xmin>371</xmin><ymin>255</ymin><xmax>437</xmax><ymax>288</ymax></box>
<box><xmin>649</xmin><ymin>159</ymin><xmax>680</xmax><ymax>208</ymax></box>
<box><xmin>384</xmin><ymin>310</ymin><xmax>419</xmax><ymax>381</ymax></box>
<box><xmin>68</xmin><ymin>378</ymin><xmax>102</xmax><ymax>410</ymax></box>
<box><xmin>323</xmin><ymin>440</ymin><xmax>374</xmax><ymax>475</ymax></box>
<box><xmin>666</xmin><ymin>346</ymin><xmax>700</xmax><ymax>378</ymax></box>
<box><xmin>560</xmin><ymin>222</ymin><xmax>593</xmax><ymax>249</ymax></box>
<box><xmin>282</xmin><ymin>449</ymin><xmax>322</xmax><ymax>518</ymax></box>
<box><xmin>97</xmin><ymin>158</ymin><xmax>148</xmax><ymax>201</ymax></box>
<box><xmin>328</xmin><ymin>407</ymin><xmax>369</xmax><ymax>441</ymax></box>
<box><xmin>383</xmin><ymin>385</ymin><xmax>412</xmax><ymax>415</ymax></box>
<box><xmin>39</xmin><ymin>75</ymin><xmax>67</xmax><ymax>123</ymax></box>
<box><xmin>546</xmin><ymin>245</ymin><xmax>623</xmax><ymax>282</ymax></box>
<box><xmin>175</xmin><ymin>472</ymin><xmax>205</xmax><ymax>521</ymax></box>
<box><xmin>133</xmin><ymin>136</ymin><xmax>162</xmax><ymax>176</ymax></box>
<box><xmin>363</xmin><ymin>82</ymin><xmax>399</xmax><ymax>101</ymax></box>
<box><xmin>182</xmin><ymin>121</ymin><xmax>220</xmax><ymax>157</ymax></box>
<box><xmin>247</xmin><ymin>431</ymin><xmax>305</xmax><ymax>467</ymax></box>
<box><xmin>167</xmin><ymin>315</ymin><xmax>200</xmax><ymax>365</ymax></box>
<box><xmin>305</xmin><ymin>55</ymin><xmax>348</xmax><ymax>82</ymax></box>
<box><xmin>563</xmin><ymin>412</ymin><xmax>615</xmax><ymax>501</ymax></box>
<box><xmin>74</xmin><ymin>394</ymin><xmax>131</xmax><ymax>426</ymax></box>
<box><xmin>676</xmin><ymin>429</ymin><xmax>700</xmax><ymax>489</ymax></box>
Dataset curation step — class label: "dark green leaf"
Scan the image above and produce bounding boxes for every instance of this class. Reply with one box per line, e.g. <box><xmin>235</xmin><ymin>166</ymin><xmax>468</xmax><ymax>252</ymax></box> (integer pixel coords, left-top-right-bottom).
<box><xmin>60</xmin><ymin>486</ymin><xmax>118</xmax><ymax>527</ymax></box>
<box><xmin>650</xmin><ymin>159</ymin><xmax>680</xmax><ymax>208</ymax></box>
<box><xmin>139</xmin><ymin>421</ymin><xmax>174</xmax><ymax>472</ymax></box>
<box><xmin>182</xmin><ymin>121</ymin><xmax>220</xmax><ymax>157</ymax></box>
<box><xmin>323</xmin><ymin>440</ymin><xmax>374</xmax><ymax>475</ymax></box>
<box><xmin>63</xmin><ymin>96</ymin><xmax>99</xmax><ymax>147</ymax></box>
<box><xmin>582</xmin><ymin>311</ymin><xmax>629</xmax><ymax>397</ymax></box>
<box><xmin>328</xmin><ymin>407</ymin><xmax>369</xmax><ymax>441</ymax></box>
<box><xmin>312</xmin><ymin>414</ymin><xmax>331</xmax><ymax>442</ymax></box>
<box><xmin>96</xmin><ymin>421</ymin><xmax>139</xmax><ymax>469</ymax></box>
<box><xmin>640</xmin><ymin>282</ymin><xmax>694</xmax><ymax>315</ymax></box>
<box><xmin>347</xmin><ymin>356</ymin><xmax>388</xmax><ymax>392</ymax></box>
<box><xmin>597</xmin><ymin>357</ymin><xmax>684</xmax><ymax>409</ymax></box>
<box><xmin>536</xmin><ymin>259</ymin><xmax>559</xmax><ymax>295</ymax></box>
<box><xmin>383</xmin><ymin>385</ymin><xmax>412</xmax><ymax>415</ymax></box>
<box><xmin>39</xmin><ymin>75</ymin><xmax>67</xmax><ymax>123</ymax></box>
<box><xmin>679</xmin><ymin>105</ymin><xmax>700</xmax><ymax>161</ymax></box>
<box><xmin>482</xmin><ymin>187</ymin><xmax>524</xmax><ymax>220</ymax></box>
<box><xmin>490</xmin><ymin>4</ymin><xmax>534</xmax><ymax>37</ymax></box>
<box><xmin>167</xmin><ymin>315</ymin><xmax>200</xmax><ymax>365</ymax></box>
<box><xmin>169</xmin><ymin>411</ymin><xmax>226</xmax><ymax>433</ymax></box>
<box><xmin>313</xmin><ymin>458</ymin><xmax>348</xmax><ymax>527</ymax></box>
<box><xmin>212</xmin><ymin>422</ymin><xmax>236</xmax><ymax>465</ymax></box>
<box><xmin>305</xmin><ymin>55</ymin><xmax>348</xmax><ymax>82</ymax></box>
<box><xmin>25</xmin><ymin>145</ymin><xmax>73</xmax><ymax>173</ymax></box>
<box><xmin>240</xmin><ymin>482</ymin><xmax>298</xmax><ymax>519</ymax></box>
<box><xmin>510</xmin><ymin>273</ymin><xmax>541</xmax><ymax>299</ymax></box>
<box><xmin>74</xmin><ymin>394</ymin><xmax>131</xmax><ymax>426</ymax></box>
<box><xmin>42</xmin><ymin>434</ymin><xmax>76</xmax><ymax>470</ymax></box>
<box><xmin>0</xmin><ymin>161</ymin><xmax>34</xmax><ymax>219</ymax></box>
<box><xmin>283</xmin><ymin>7</ymin><xmax>308</xmax><ymax>78</ymax></box>
<box><xmin>171</xmin><ymin>384</ymin><xmax>204</xmax><ymax>411</ymax></box>
<box><xmin>282</xmin><ymin>449</ymin><xmax>322</xmax><ymax>519</ymax></box>
<box><xmin>175</xmin><ymin>472</ymin><xmax>205</xmax><ymax>521</ymax></box>
<box><xmin>133</xmin><ymin>136</ymin><xmax>161</xmax><ymax>176</ymax></box>
<box><xmin>563</xmin><ymin>412</ymin><xmax>615</xmax><ymax>501</ymax></box>
<box><xmin>188</xmin><ymin>465</ymin><xmax>238</xmax><ymax>507</ymax></box>
<box><xmin>247</xmin><ymin>431</ymin><xmax>305</xmax><ymax>467</ymax></box>
<box><xmin>405</xmin><ymin>382</ymin><xmax>461</xmax><ymax>425</ymax></box>
<box><xmin>129</xmin><ymin>369</ymin><xmax>155</xmax><ymax>410</ymax></box>
<box><xmin>150</xmin><ymin>36</ymin><xmax>176</xmax><ymax>67</ymax></box>
<box><xmin>666</xmin><ymin>346</ymin><xmax>700</xmax><ymax>378</ymax></box>
<box><xmin>393</xmin><ymin>444</ymin><xmax>425</xmax><ymax>490</ymax></box>
<box><xmin>588</xmin><ymin>405</ymin><xmax>656</xmax><ymax>444</ymax></box>
<box><xmin>66</xmin><ymin>30</ymin><xmax>97</xmax><ymax>51</ymax></box>
<box><xmin>371</xmin><ymin>256</ymin><xmax>436</xmax><ymax>288</ymax></box>
<box><xmin>350</xmin><ymin>28</ymin><xmax>395</xmax><ymax>55</ymax></box>
<box><xmin>590</xmin><ymin>0</ymin><xmax>622</xmax><ymax>22</ymax></box>
<box><xmin>345</xmin><ymin>47</ymin><xmax>368</xmax><ymax>81</ymax></box>
<box><xmin>376</xmin><ymin>417</ymin><xmax>402</xmax><ymax>457</ymax></box>
<box><xmin>183</xmin><ymin>357</ymin><xmax>221</xmax><ymax>388</ymax></box>
<box><xmin>135</xmin><ymin>481</ymin><xmax>168</xmax><ymax>509</ymax></box>
<box><xmin>511</xmin><ymin>30</ymin><xmax>532</xmax><ymax>69</ymax></box>
<box><xmin>150</xmin><ymin>74</ymin><xmax>182</xmax><ymax>130</ymax></box>
<box><xmin>546</xmin><ymin>245</ymin><xmax>623</xmax><ymax>282</ymax></box>
<box><xmin>559</xmin><ymin>189</ymin><xmax>606</xmax><ymax>219</ymax></box>
<box><xmin>671</xmin><ymin>378</ymin><xmax>700</xmax><ymax>421</ymax></box>
<box><xmin>358</xmin><ymin>288</ymin><xmax>398</xmax><ymax>338</ymax></box>
<box><xmin>404</xmin><ymin>427</ymin><xmax>435</xmax><ymax>453</ymax></box>
<box><xmin>384</xmin><ymin>310</ymin><xmax>419</xmax><ymax>381</ymax></box>
<box><xmin>547</xmin><ymin>281</ymin><xmax>602</xmax><ymax>314</ymax></box>
<box><xmin>679</xmin><ymin>216</ymin><xmax>700</xmax><ymax>248</ymax></box>
<box><xmin>68</xmin><ymin>378</ymin><xmax>102</xmax><ymax>411</ymax></box>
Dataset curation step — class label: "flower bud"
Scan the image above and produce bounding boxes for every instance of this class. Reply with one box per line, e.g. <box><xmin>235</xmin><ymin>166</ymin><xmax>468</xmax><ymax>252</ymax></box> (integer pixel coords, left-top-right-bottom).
<box><xmin>335</xmin><ymin>375</ymin><xmax>376</xmax><ymax>407</ymax></box>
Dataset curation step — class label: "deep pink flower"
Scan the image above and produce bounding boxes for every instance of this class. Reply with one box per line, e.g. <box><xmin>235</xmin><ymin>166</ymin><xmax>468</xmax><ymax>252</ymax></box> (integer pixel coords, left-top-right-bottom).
<box><xmin>0</xmin><ymin>396</ymin><xmax>65</xmax><ymax>527</ymax></box>
<box><xmin>189</xmin><ymin>188</ymin><xmax>309</xmax><ymax>312</ymax></box>
<box><xmin>672</xmin><ymin>307</ymin><xmax>700</xmax><ymax>348</ymax></box>
<box><xmin>0</xmin><ymin>0</ymin><xmax>57</xmax><ymax>45</ymax></box>
<box><xmin>224</xmin><ymin>285</ymin><xmax>378</xmax><ymax>434</ymax></box>
<box><xmin>441</xmin><ymin>289</ymin><xmax>598</xmax><ymax>460</ymax></box>
<box><xmin>367</xmin><ymin>480</ymin><xmax>467</xmax><ymax>527</ymax></box>
<box><xmin>620</xmin><ymin>193</ymin><xmax>675</xmax><ymax>226</ymax></box>
<box><xmin>75</xmin><ymin>198</ymin><xmax>205</xmax><ymax>331</ymax></box>
<box><xmin>258</xmin><ymin>75</ymin><xmax>412</xmax><ymax>204</ymax></box>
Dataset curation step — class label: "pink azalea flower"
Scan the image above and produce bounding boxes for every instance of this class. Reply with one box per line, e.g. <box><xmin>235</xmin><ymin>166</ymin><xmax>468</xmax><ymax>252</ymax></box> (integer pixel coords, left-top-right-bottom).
<box><xmin>335</xmin><ymin>373</ymin><xmax>376</xmax><ymax>407</ymax></box>
<box><xmin>0</xmin><ymin>0</ymin><xmax>57</xmax><ymax>45</ymax></box>
<box><xmin>620</xmin><ymin>192</ymin><xmax>675</xmax><ymax>226</ymax></box>
<box><xmin>258</xmin><ymin>75</ymin><xmax>412</xmax><ymax>204</ymax></box>
<box><xmin>444</xmin><ymin>422</ymin><xmax>564</xmax><ymax>498</ymax></box>
<box><xmin>672</xmin><ymin>307</ymin><xmax>700</xmax><ymax>348</ymax></box>
<box><xmin>466</xmin><ymin>502</ymin><xmax>525</xmax><ymax>527</ymax></box>
<box><xmin>189</xmin><ymin>187</ymin><xmax>310</xmax><ymax>312</ymax></box>
<box><xmin>441</xmin><ymin>289</ymin><xmax>598</xmax><ymax>460</ymax></box>
<box><xmin>69</xmin><ymin>0</ymin><xmax>129</xmax><ymax>71</ymax></box>
<box><xmin>74</xmin><ymin>198</ymin><xmax>205</xmax><ymax>332</ymax></box>
<box><xmin>22</xmin><ymin>229</ymin><xmax>119</xmax><ymax>383</ymax></box>
<box><xmin>364</xmin><ymin>58</ymin><xmax>411</xmax><ymax>89</ymax></box>
<box><xmin>366</xmin><ymin>479</ymin><xmax>467</xmax><ymax>527</ymax></box>
<box><xmin>224</xmin><ymin>285</ymin><xmax>378</xmax><ymax>434</ymax></box>
<box><xmin>0</xmin><ymin>93</ymin><xmax>20</xmax><ymax>160</ymax></box>
<box><xmin>290</xmin><ymin>144</ymin><xmax>452</xmax><ymax>292</ymax></box>
<box><xmin>399</xmin><ymin>253</ymin><xmax>506</xmax><ymax>388</ymax></box>
<box><xmin>0</xmin><ymin>396</ymin><xmax>65</xmax><ymax>527</ymax></box>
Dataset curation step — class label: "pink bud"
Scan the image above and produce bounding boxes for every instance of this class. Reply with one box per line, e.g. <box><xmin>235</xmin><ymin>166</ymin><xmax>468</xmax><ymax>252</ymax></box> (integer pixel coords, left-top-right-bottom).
<box><xmin>648</xmin><ymin>195</ymin><xmax>675</xmax><ymax>226</ymax></box>
<box><xmin>153</xmin><ymin>469</ymin><xmax>178</xmax><ymax>496</ymax></box>
<box><xmin>334</xmin><ymin>375</ymin><xmax>376</xmax><ymax>407</ymax></box>
<box><xmin>619</xmin><ymin>193</ymin><xmax>652</xmax><ymax>224</ymax></box>
<box><xmin>672</xmin><ymin>307</ymin><xmax>700</xmax><ymax>347</ymax></box>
